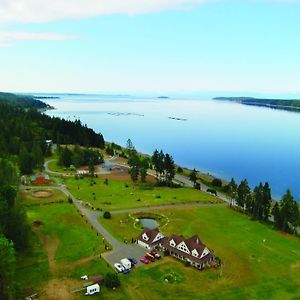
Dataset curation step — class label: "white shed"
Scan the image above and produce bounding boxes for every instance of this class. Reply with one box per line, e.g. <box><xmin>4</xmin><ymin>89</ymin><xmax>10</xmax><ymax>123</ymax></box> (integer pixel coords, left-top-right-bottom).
<box><xmin>85</xmin><ymin>284</ymin><xmax>100</xmax><ymax>296</ymax></box>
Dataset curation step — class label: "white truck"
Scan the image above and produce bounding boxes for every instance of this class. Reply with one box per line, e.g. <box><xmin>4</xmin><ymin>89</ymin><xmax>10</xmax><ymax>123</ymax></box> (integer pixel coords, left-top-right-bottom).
<box><xmin>120</xmin><ymin>258</ymin><xmax>132</xmax><ymax>270</ymax></box>
<box><xmin>85</xmin><ymin>284</ymin><xmax>100</xmax><ymax>296</ymax></box>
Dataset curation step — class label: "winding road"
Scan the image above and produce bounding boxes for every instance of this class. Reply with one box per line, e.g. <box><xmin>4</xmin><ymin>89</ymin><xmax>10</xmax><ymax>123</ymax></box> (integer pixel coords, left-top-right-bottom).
<box><xmin>37</xmin><ymin>158</ymin><xmax>230</xmax><ymax>267</ymax></box>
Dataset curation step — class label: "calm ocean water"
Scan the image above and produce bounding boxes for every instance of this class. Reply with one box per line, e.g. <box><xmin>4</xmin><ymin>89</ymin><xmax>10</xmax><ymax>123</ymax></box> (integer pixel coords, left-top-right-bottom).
<box><xmin>44</xmin><ymin>94</ymin><xmax>300</xmax><ymax>200</ymax></box>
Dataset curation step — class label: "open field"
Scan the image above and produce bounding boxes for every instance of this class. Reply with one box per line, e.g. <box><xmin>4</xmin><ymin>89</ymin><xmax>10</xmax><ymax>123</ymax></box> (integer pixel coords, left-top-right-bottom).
<box><xmin>17</xmin><ymin>175</ymin><xmax>300</xmax><ymax>299</ymax></box>
<box><xmin>16</xmin><ymin>190</ymin><xmax>116</xmax><ymax>299</ymax></box>
<box><xmin>19</xmin><ymin>188</ymin><xmax>67</xmax><ymax>206</ymax></box>
<box><xmin>63</xmin><ymin>177</ymin><xmax>222</xmax><ymax>211</ymax></box>
<box><xmin>119</xmin><ymin>206</ymin><xmax>300</xmax><ymax>299</ymax></box>
<box><xmin>47</xmin><ymin>159</ymin><xmax>75</xmax><ymax>174</ymax></box>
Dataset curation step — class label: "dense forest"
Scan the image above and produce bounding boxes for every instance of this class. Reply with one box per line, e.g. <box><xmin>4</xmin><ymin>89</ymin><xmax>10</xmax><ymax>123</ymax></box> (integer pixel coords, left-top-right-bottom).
<box><xmin>214</xmin><ymin>96</ymin><xmax>300</xmax><ymax>112</ymax></box>
<box><xmin>0</xmin><ymin>92</ymin><xmax>52</xmax><ymax>109</ymax></box>
<box><xmin>0</xmin><ymin>92</ymin><xmax>105</xmax><ymax>299</ymax></box>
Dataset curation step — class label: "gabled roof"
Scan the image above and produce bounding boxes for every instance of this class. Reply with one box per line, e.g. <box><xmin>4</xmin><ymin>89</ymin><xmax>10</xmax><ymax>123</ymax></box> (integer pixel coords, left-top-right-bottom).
<box><xmin>30</xmin><ymin>173</ymin><xmax>50</xmax><ymax>181</ymax></box>
<box><xmin>137</xmin><ymin>228</ymin><xmax>165</xmax><ymax>246</ymax></box>
<box><xmin>162</xmin><ymin>233</ymin><xmax>212</xmax><ymax>264</ymax></box>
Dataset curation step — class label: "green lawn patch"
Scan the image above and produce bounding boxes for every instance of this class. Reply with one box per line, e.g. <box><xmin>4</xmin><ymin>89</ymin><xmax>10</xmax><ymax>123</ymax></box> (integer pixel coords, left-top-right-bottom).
<box><xmin>64</xmin><ymin>177</ymin><xmax>222</xmax><ymax>211</ymax></box>
<box><xmin>19</xmin><ymin>188</ymin><xmax>67</xmax><ymax>206</ymax></box>
<box><xmin>100</xmin><ymin>205</ymin><xmax>300</xmax><ymax>299</ymax></box>
<box><xmin>26</xmin><ymin>202</ymin><xmax>105</xmax><ymax>263</ymax></box>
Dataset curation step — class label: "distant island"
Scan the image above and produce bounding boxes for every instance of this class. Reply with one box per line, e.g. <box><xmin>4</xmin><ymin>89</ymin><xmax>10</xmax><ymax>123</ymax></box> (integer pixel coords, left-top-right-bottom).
<box><xmin>214</xmin><ymin>97</ymin><xmax>300</xmax><ymax>112</ymax></box>
<box><xmin>33</xmin><ymin>96</ymin><xmax>60</xmax><ymax>99</ymax></box>
<box><xmin>157</xmin><ymin>96</ymin><xmax>170</xmax><ymax>99</ymax></box>
<box><xmin>168</xmin><ymin>116</ymin><xmax>187</xmax><ymax>121</ymax></box>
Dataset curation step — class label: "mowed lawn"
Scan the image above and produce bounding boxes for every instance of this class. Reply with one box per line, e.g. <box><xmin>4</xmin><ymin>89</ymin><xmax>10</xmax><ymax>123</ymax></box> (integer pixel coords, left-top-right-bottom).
<box><xmin>102</xmin><ymin>206</ymin><xmax>300</xmax><ymax>299</ymax></box>
<box><xmin>63</xmin><ymin>177</ymin><xmax>221</xmax><ymax>211</ymax></box>
<box><xmin>19</xmin><ymin>188</ymin><xmax>67</xmax><ymax>206</ymax></box>
<box><xmin>16</xmin><ymin>190</ymin><xmax>119</xmax><ymax>299</ymax></box>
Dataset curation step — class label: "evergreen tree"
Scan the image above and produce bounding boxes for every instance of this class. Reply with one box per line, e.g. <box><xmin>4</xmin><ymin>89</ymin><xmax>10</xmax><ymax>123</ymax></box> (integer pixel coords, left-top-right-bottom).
<box><xmin>227</xmin><ymin>178</ymin><xmax>238</xmax><ymax>207</ymax></box>
<box><xmin>139</xmin><ymin>157</ymin><xmax>149</xmax><ymax>183</ymax></box>
<box><xmin>189</xmin><ymin>168</ymin><xmax>198</xmax><ymax>187</ymax></box>
<box><xmin>237</xmin><ymin>179</ymin><xmax>251</xmax><ymax>209</ymax></box>
<box><xmin>0</xmin><ymin>235</ymin><xmax>16</xmax><ymax>300</ymax></box>
<box><xmin>280</xmin><ymin>189</ymin><xmax>300</xmax><ymax>233</ymax></box>
<box><xmin>164</xmin><ymin>153</ymin><xmax>175</xmax><ymax>185</ymax></box>
<box><xmin>19</xmin><ymin>144</ymin><xmax>33</xmax><ymax>174</ymax></box>
<box><xmin>128</xmin><ymin>150</ymin><xmax>140</xmax><ymax>182</ymax></box>
<box><xmin>252</xmin><ymin>183</ymin><xmax>264</xmax><ymax>219</ymax></box>
<box><xmin>262</xmin><ymin>182</ymin><xmax>272</xmax><ymax>221</ymax></box>
<box><xmin>272</xmin><ymin>202</ymin><xmax>281</xmax><ymax>229</ymax></box>
<box><xmin>32</xmin><ymin>142</ymin><xmax>44</xmax><ymax>169</ymax></box>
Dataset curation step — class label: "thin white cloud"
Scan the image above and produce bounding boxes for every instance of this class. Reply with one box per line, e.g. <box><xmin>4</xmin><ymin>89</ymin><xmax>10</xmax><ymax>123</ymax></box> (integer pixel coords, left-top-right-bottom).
<box><xmin>0</xmin><ymin>0</ymin><xmax>209</xmax><ymax>24</ymax></box>
<box><xmin>0</xmin><ymin>31</ymin><xmax>76</xmax><ymax>47</ymax></box>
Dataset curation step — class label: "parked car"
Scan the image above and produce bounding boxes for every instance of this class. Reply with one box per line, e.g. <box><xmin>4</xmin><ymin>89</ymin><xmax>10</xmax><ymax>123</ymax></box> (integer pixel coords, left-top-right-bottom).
<box><xmin>145</xmin><ymin>253</ymin><xmax>155</xmax><ymax>262</ymax></box>
<box><xmin>114</xmin><ymin>263</ymin><xmax>125</xmax><ymax>273</ymax></box>
<box><xmin>120</xmin><ymin>258</ymin><xmax>132</xmax><ymax>270</ymax></box>
<box><xmin>150</xmin><ymin>250</ymin><xmax>161</xmax><ymax>259</ymax></box>
<box><xmin>140</xmin><ymin>257</ymin><xmax>150</xmax><ymax>264</ymax></box>
<box><xmin>123</xmin><ymin>268</ymin><xmax>130</xmax><ymax>275</ymax></box>
<box><xmin>80</xmin><ymin>275</ymin><xmax>88</xmax><ymax>280</ymax></box>
<box><xmin>128</xmin><ymin>257</ymin><xmax>138</xmax><ymax>265</ymax></box>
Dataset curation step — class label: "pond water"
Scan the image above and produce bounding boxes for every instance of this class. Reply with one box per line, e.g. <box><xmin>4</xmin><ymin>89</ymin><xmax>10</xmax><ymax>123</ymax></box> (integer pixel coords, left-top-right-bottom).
<box><xmin>44</xmin><ymin>94</ymin><xmax>300</xmax><ymax>200</ymax></box>
<box><xmin>139</xmin><ymin>218</ymin><xmax>159</xmax><ymax>229</ymax></box>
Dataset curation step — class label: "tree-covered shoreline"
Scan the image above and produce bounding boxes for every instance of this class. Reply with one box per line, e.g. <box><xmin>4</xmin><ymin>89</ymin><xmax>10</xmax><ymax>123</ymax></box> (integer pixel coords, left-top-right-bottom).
<box><xmin>214</xmin><ymin>96</ymin><xmax>300</xmax><ymax>112</ymax></box>
<box><xmin>0</xmin><ymin>93</ymin><xmax>105</xmax><ymax>299</ymax></box>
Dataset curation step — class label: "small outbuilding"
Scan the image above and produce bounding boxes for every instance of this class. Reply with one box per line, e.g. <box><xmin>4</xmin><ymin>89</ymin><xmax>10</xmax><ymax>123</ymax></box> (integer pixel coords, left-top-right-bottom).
<box><xmin>30</xmin><ymin>174</ymin><xmax>50</xmax><ymax>185</ymax></box>
<box><xmin>85</xmin><ymin>284</ymin><xmax>100</xmax><ymax>296</ymax></box>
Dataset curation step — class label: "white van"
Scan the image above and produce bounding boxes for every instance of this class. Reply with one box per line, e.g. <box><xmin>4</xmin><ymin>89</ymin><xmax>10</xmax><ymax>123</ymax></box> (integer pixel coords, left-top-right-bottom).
<box><xmin>120</xmin><ymin>258</ymin><xmax>132</xmax><ymax>270</ymax></box>
<box><xmin>85</xmin><ymin>284</ymin><xmax>100</xmax><ymax>296</ymax></box>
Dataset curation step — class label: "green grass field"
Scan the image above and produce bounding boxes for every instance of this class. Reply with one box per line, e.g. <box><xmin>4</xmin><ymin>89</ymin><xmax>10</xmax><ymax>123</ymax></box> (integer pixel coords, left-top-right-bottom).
<box><xmin>63</xmin><ymin>177</ymin><xmax>222</xmax><ymax>211</ymax></box>
<box><xmin>100</xmin><ymin>206</ymin><xmax>300</xmax><ymax>299</ymax></box>
<box><xmin>26</xmin><ymin>202</ymin><xmax>105</xmax><ymax>263</ymax></box>
<box><xmin>19</xmin><ymin>188</ymin><xmax>67</xmax><ymax>206</ymax></box>
<box><xmin>16</xmin><ymin>190</ymin><xmax>115</xmax><ymax>298</ymax></box>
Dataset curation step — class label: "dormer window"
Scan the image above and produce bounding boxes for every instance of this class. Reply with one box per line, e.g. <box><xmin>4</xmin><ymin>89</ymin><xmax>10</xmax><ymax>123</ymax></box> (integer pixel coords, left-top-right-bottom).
<box><xmin>200</xmin><ymin>247</ymin><xmax>210</xmax><ymax>258</ymax></box>
<box><xmin>176</xmin><ymin>241</ymin><xmax>190</xmax><ymax>254</ymax></box>
<box><xmin>169</xmin><ymin>239</ymin><xmax>176</xmax><ymax>247</ymax></box>
<box><xmin>192</xmin><ymin>249</ymin><xmax>198</xmax><ymax>257</ymax></box>
<box><xmin>142</xmin><ymin>233</ymin><xmax>149</xmax><ymax>241</ymax></box>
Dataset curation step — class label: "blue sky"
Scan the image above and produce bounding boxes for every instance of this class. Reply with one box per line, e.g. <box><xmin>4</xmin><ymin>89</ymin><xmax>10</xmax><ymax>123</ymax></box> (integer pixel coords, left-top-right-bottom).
<box><xmin>0</xmin><ymin>0</ymin><xmax>300</xmax><ymax>94</ymax></box>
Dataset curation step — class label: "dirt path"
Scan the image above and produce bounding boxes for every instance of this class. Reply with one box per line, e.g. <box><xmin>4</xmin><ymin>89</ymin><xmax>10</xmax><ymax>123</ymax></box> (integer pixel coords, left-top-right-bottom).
<box><xmin>35</xmin><ymin>229</ymin><xmax>60</xmax><ymax>273</ymax></box>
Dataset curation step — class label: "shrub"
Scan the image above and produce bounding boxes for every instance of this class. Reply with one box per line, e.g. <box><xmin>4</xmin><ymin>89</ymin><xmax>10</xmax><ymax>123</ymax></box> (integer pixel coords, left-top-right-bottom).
<box><xmin>103</xmin><ymin>211</ymin><xmax>111</xmax><ymax>219</ymax></box>
<box><xmin>211</xmin><ymin>178</ymin><xmax>222</xmax><ymax>187</ymax></box>
<box><xmin>104</xmin><ymin>178</ymin><xmax>109</xmax><ymax>185</ymax></box>
<box><xmin>207</xmin><ymin>188</ymin><xmax>217</xmax><ymax>196</ymax></box>
<box><xmin>105</xmin><ymin>272</ymin><xmax>120</xmax><ymax>288</ymax></box>
<box><xmin>177</xmin><ymin>166</ymin><xmax>183</xmax><ymax>173</ymax></box>
<box><xmin>68</xmin><ymin>196</ymin><xmax>73</xmax><ymax>204</ymax></box>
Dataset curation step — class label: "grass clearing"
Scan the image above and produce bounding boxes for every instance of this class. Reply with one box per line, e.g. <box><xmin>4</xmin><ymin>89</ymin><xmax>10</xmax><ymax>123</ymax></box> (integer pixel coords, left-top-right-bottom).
<box><xmin>19</xmin><ymin>188</ymin><xmax>67</xmax><ymax>206</ymax></box>
<box><xmin>17</xmin><ymin>189</ymin><xmax>113</xmax><ymax>298</ymax></box>
<box><xmin>100</xmin><ymin>205</ymin><xmax>300</xmax><ymax>299</ymax></box>
<box><xmin>26</xmin><ymin>202</ymin><xmax>105</xmax><ymax>263</ymax></box>
<box><xmin>63</xmin><ymin>177</ymin><xmax>222</xmax><ymax>211</ymax></box>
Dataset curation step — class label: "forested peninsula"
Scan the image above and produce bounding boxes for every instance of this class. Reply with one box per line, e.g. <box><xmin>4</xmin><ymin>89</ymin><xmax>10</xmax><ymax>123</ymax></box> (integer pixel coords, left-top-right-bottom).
<box><xmin>214</xmin><ymin>96</ymin><xmax>300</xmax><ymax>112</ymax></box>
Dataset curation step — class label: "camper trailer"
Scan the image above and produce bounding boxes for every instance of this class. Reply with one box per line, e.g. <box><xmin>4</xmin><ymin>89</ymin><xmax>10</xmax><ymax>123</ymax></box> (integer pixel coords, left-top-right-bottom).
<box><xmin>85</xmin><ymin>284</ymin><xmax>100</xmax><ymax>296</ymax></box>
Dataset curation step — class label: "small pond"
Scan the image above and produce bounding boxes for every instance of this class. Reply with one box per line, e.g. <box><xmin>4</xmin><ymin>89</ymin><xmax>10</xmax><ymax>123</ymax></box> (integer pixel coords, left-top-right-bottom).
<box><xmin>139</xmin><ymin>218</ymin><xmax>159</xmax><ymax>229</ymax></box>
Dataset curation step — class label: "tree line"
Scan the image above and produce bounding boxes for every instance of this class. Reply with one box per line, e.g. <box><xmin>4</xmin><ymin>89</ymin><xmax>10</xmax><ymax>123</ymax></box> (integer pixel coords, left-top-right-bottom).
<box><xmin>0</xmin><ymin>159</ymin><xmax>30</xmax><ymax>299</ymax></box>
<box><xmin>227</xmin><ymin>178</ymin><xmax>300</xmax><ymax>234</ymax></box>
<box><xmin>57</xmin><ymin>145</ymin><xmax>104</xmax><ymax>172</ymax></box>
<box><xmin>0</xmin><ymin>94</ymin><xmax>107</xmax><ymax>298</ymax></box>
<box><xmin>0</xmin><ymin>102</ymin><xmax>105</xmax><ymax>175</ymax></box>
<box><xmin>126</xmin><ymin>139</ymin><xmax>176</xmax><ymax>186</ymax></box>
